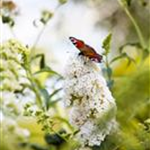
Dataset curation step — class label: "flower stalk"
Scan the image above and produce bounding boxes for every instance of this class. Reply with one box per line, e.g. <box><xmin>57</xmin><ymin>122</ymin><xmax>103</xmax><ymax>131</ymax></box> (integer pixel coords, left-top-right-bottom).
<box><xmin>118</xmin><ymin>0</ymin><xmax>146</xmax><ymax>49</ymax></box>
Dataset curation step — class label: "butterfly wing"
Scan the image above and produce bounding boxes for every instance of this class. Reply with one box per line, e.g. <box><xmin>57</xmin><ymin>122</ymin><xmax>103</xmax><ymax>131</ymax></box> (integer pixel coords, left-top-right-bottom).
<box><xmin>83</xmin><ymin>44</ymin><xmax>97</xmax><ymax>55</ymax></box>
<box><xmin>69</xmin><ymin>37</ymin><xmax>102</xmax><ymax>63</ymax></box>
<box><xmin>82</xmin><ymin>44</ymin><xmax>102</xmax><ymax>62</ymax></box>
<box><xmin>69</xmin><ymin>37</ymin><xmax>78</xmax><ymax>46</ymax></box>
<box><xmin>69</xmin><ymin>37</ymin><xmax>84</xmax><ymax>48</ymax></box>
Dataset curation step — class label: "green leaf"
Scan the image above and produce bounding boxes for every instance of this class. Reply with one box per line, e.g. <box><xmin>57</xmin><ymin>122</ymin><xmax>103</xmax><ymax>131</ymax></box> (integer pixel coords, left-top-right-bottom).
<box><xmin>49</xmin><ymin>88</ymin><xmax>62</xmax><ymax>99</ymax></box>
<box><xmin>110</xmin><ymin>53</ymin><xmax>127</xmax><ymax>64</ymax></box>
<box><xmin>126</xmin><ymin>55</ymin><xmax>136</xmax><ymax>66</ymax></box>
<box><xmin>40</xmin><ymin>55</ymin><xmax>45</xmax><ymax>69</ymax></box>
<box><xmin>48</xmin><ymin>98</ymin><xmax>61</xmax><ymax>108</ymax></box>
<box><xmin>40</xmin><ymin>88</ymin><xmax>49</xmax><ymax>110</ymax></box>
<box><xmin>34</xmin><ymin>66</ymin><xmax>59</xmax><ymax>76</ymax></box>
<box><xmin>40</xmin><ymin>88</ymin><xmax>62</xmax><ymax>110</ymax></box>
<box><xmin>110</xmin><ymin>52</ymin><xmax>135</xmax><ymax>66</ymax></box>
<box><xmin>102</xmin><ymin>33</ymin><xmax>112</xmax><ymax>56</ymax></box>
<box><xmin>47</xmin><ymin>88</ymin><xmax>62</xmax><ymax>109</ymax></box>
<box><xmin>31</xmin><ymin>54</ymin><xmax>61</xmax><ymax>77</ymax></box>
<box><xmin>30</xmin><ymin>54</ymin><xmax>45</xmax><ymax>69</ymax></box>
<box><xmin>119</xmin><ymin>42</ymin><xmax>141</xmax><ymax>53</ymax></box>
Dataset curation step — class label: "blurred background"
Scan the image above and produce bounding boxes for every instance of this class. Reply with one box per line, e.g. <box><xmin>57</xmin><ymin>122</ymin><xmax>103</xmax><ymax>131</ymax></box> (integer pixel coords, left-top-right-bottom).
<box><xmin>1</xmin><ymin>0</ymin><xmax>149</xmax><ymax>73</ymax></box>
<box><xmin>1</xmin><ymin>0</ymin><xmax>150</xmax><ymax>150</ymax></box>
<box><xmin>2</xmin><ymin>0</ymin><xmax>108</xmax><ymax>73</ymax></box>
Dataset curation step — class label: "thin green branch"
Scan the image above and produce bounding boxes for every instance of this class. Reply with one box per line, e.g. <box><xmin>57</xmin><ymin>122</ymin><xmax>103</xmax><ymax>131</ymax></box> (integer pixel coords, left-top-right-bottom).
<box><xmin>9</xmin><ymin>27</ymin><xmax>17</xmax><ymax>39</ymax></box>
<box><xmin>53</xmin><ymin>116</ymin><xmax>75</xmax><ymax>132</ymax></box>
<box><xmin>31</xmin><ymin>3</ymin><xmax>62</xmax><ymax>50</ymax></box>
<box><xmin>31</xmin><ymin>24</ymin><xmax>47</xmax><ymax>50</ymax></box>
<box><xmin>118</xmin><ymin>0</ymin><xmax>146</xmax><ymax>49</ymax></box>
<box><xmin>105</xmin><ymin>56</ymin><xmax>111</xmax><ymax>81</ymax></box>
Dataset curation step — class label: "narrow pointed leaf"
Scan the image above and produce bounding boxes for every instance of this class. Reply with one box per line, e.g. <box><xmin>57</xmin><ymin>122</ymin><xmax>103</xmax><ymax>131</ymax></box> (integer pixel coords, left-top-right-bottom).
<box><xmin>40</xmin><ymin>88</ymin><xmax>49</xmax><ymax>109</ymax></box>
<box><xmin>34</xmin><ymin>66</ymin><xmax>58</xmax><ymax>76</ymax></box>
<box><xmin>30</xmin><ymin>54</ymin><xmax>45</xmax><ymax>69</ymax></box>
<box><xmin>110</xmin><ymin>53</ymin><xmax>127</xmax><ymax>64</ymax></box>
<box><xmin>49</xmin><ymin>88</ymin><xmax>62</xmax><ymax>99</ymax></box>
<box><xmin>102</xmin><ymin>33</ymin><xmax>112</xmax><ymax>55</ymax></box>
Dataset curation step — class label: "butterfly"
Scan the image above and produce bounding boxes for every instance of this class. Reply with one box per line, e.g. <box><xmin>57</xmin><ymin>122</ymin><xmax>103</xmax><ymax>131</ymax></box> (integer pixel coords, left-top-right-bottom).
<box><xmin>69</xmin><ymin>37</ymin><xmax>102</xmax><ymax>63</ymax></box>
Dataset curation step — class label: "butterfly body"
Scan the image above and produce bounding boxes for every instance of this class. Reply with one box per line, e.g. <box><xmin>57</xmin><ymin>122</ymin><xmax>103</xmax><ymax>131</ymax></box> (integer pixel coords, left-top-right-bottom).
<box><xmin>69</xmin><ymin>37</ymin><xmax>102</xmax><ymax>63</ymax></box>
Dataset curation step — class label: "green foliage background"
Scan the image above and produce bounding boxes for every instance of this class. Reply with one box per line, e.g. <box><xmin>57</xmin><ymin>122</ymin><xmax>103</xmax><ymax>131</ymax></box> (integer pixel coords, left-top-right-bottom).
<box><xmin>0</xmin><ymin>0</ymin><xmax>150</xmax><ymax>150</ymax></box>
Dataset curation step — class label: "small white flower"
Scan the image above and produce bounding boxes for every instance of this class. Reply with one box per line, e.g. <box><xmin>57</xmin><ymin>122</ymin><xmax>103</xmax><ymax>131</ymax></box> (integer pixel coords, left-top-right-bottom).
<box><xmin>64</xmin><ymin>53</ymin><xmax>117</xmax><ymax>146</ymax></box>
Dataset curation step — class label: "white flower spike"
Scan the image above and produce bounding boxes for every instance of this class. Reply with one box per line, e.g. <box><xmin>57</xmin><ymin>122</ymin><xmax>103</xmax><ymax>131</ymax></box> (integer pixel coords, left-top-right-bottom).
<box><xmin>64</xmin><ymin>53</ymin><xmax>117</xmax><ymax>146</ymax></box>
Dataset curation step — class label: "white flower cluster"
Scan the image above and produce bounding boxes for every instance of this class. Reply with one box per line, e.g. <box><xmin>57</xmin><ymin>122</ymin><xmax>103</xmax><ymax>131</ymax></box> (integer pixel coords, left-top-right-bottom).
<box><xmin>64</xmin><ymin>53</ymin><xmax>117</xmax><ymax>146</ymax></box>
<box><xmin>0</xmin><ymin>40</ymin><xmax>34</xmax><ymax>115</ymax></box>
<box><xmin>0</xmin><ymin>40</ymin><xmax>30</xmax><ymax>91</ymax></box>
<box><xmin>1</xmin><ymin>115</ymin><xmax>30</xmax><ymax>142</ymax></box>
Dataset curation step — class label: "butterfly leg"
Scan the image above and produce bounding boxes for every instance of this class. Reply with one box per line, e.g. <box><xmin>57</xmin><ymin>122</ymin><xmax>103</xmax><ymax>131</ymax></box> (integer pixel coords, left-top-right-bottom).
<box><xmin>78</xmin><ymin>52</ymin><xmax>84</xmax><ymax>56</ymax></box>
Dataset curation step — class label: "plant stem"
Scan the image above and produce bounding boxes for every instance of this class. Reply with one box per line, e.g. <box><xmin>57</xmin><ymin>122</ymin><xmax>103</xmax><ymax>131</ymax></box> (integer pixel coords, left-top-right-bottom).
<box><xmin>24</xmin><ymin>64</ymin><xmax>43</xmax><ymax>108</ymax></box>
<box><xmin>31</xmin><ymin>3</ymin><xmax>61</xmax><ymax>50</ymax></box>
<box><xmin>118</xmin><ymin>0</ymin><xmax>146</xmax><ymax>49</ymax></box>
<box><xmin>54</xmin><ymin>116</ymin><xmax>75</xmax><ymax>132</ymax></box>
<box><xmin>31</xmin><ymin>24</ymin><xmax>47</xmax><ymax>50</ymax></box>
<box><xmin>9</xmin><ymin>27</ymin><xmax>17</xmax><ymax>39</ymax></box>
<box><xmin>105</xmin><ymin>56</ymin><xmax>109</xmax><ymax>68</ymax></box>
<box><xmin>105</xmin><ymin>56</ymin><xmax>111</xmax><ymax>81</ymax></box>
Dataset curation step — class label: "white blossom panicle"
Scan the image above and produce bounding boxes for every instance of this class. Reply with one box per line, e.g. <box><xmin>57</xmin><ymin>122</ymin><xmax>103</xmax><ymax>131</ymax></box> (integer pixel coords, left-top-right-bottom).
<box><xmin>0</xmin><ymin>40</ymin><xmax>34</xmax><ymax>115</ymax></box>
<box><xmin>1</xmin><ymin>115</ymin><xmax>30</xmax><ymax>141</ymax></box>
<box><xmin>0</xmin><ymin>40</ymin><xmax>30</xmax><ymax>91</ymax></box>
<box><xmin>64</xmin><ymin>53</ymin><xmax>117</xmax><ymax>146</ymax></box>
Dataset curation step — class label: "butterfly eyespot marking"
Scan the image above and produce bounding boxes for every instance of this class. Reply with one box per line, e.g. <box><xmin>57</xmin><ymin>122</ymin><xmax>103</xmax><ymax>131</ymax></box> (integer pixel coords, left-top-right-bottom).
<box><xmin>90</xmin><ymin>58</ymin><xmax>99</xmax><ymax>63</ymax></box>
<box><xmin>69</xmin><ymin>37</ymin><xmax>77</xmax><ymax>45</ymax></box>
<box><xmin>69</xmin><ymin>37</ymin><xmax>76</xmax><ymax>42</ymax></box>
